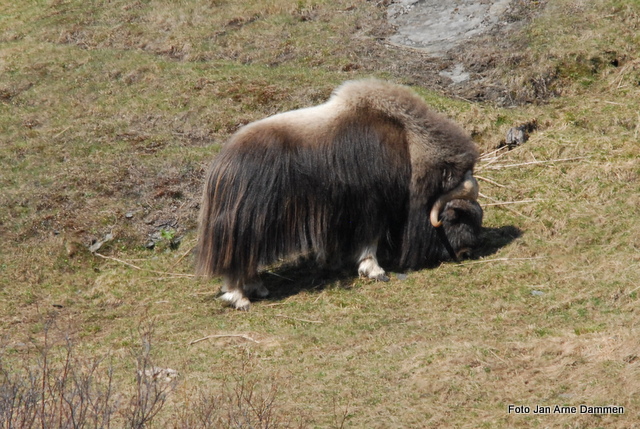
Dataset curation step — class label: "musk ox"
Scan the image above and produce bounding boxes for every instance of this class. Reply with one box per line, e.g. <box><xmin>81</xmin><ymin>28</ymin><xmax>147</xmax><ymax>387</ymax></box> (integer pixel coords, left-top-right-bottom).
<box><xmin>196</xmin><ymin>79</ymin><xmax>482</xmax><ymax>310</ymax></box>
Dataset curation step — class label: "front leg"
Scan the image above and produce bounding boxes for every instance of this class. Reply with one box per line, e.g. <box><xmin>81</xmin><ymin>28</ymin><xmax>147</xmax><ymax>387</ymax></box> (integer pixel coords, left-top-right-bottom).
<box><xmin>356</xmin><ymin>243</ymin><xmax>390</xmax><ymax>282</ymax></box>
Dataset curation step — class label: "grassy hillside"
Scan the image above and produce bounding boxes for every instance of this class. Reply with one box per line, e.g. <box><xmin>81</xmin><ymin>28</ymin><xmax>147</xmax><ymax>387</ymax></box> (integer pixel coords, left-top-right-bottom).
<box><xmin>1</xmin><ymin>0</ymin><xmax>639</xmax><ymax>427</ymax></box>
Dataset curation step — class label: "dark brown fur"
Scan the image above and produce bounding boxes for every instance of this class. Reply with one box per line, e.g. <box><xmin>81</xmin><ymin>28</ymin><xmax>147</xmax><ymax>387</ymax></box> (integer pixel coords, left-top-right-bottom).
<box><xmin>196</xmin><ymin>79</ymin><xmax>482</xmax><ymax>306</ymax></box>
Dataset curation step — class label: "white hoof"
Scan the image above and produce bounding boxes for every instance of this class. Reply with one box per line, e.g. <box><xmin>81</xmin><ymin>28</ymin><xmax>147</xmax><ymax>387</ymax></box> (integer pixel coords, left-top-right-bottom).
<box><xmin>358</xmin><ymin>258</ymin><xmax>388</xmax><ymax>281</ymax></box>
<box><xmin>220</xmin><ymin>290</ymin><xmax>251</xmax><ymax>311</ymax></box>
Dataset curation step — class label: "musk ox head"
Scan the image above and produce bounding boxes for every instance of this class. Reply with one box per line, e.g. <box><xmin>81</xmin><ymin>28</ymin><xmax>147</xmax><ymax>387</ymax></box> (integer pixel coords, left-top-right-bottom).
<box><xmin>437</xmin><ymin>198</ymin><xmax>484</xmax><ymax>261</ymax></box>
<box><xmin>196</xmin><ymin>79</ymin><xmax>484</xmax><ymax>310</ymax></box>
<box><xmin>427</xmin><ymin>170</ymin><xmax>483</xmax><ymax>261</ymax></box>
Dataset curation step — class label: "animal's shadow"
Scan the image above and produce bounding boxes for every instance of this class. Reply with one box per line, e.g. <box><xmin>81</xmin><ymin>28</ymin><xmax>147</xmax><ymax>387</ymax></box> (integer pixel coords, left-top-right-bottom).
<box><xmin>474</xmin><ymin>225</ymin><xmax>523</xmax><ymax>259</ymax></box>
<box><xmin>258</xmin><ymin>225</ymin><xmax>522</xmax><ymax>303</ymax></box>
<box><xmin>259</xmin><ymin>256</ymin><xmax>356</xmax><ymax>302</ymax></box>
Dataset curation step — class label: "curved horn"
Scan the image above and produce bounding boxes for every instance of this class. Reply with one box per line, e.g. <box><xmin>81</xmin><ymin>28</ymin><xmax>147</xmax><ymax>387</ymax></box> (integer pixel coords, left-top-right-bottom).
<box><xmin>430</xmin><ymin>171</ymin><xmax>479</xmax><ymax>228</ymax></box>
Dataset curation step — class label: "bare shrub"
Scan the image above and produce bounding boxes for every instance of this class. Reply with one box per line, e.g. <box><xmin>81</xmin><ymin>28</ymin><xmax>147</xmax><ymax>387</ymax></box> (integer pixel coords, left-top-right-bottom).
<box><xmin>170</xmin><ymin>352</ymin><xmax>307</xmax><ymax>429</ymax></box>
<box><xmin>1</xmin><ymin>321</ymin><xmax>303</xmax><ymax>429</ymax></box>
<box><xmin>122</xmin><ymin>321</ymin><xmax>177</xmax><ymax>429</ymax></box>
<box><xmin>0</xmin><ymin>318</ymin><xmax>176</xmax><ymax>429</ymax></box>
<box><xmin>0</xmin><ymin>319</ymin><xmax>116</xmax><ymax>428</ymax></box>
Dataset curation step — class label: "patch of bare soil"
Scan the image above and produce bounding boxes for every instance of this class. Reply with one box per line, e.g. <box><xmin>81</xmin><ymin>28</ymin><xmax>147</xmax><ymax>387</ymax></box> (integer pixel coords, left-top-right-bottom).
<box><xmin>364</xmin><ymin>0</ymin><xmax>548</xmax><ymax>105</ymax></box>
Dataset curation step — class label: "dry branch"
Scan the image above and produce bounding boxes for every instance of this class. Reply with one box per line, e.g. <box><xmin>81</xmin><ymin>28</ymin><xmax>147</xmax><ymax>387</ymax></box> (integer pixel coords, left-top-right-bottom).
<box><xmin>483</xmin><ymin>199</ymin><xmax>542</xmax><ymax>206</ymax></box>
<box><xmin>189</xmin><ymin>334</ymin><xmax>260</xmax><ymax>346</ymax></box>
<box><xmin>478</xmin><ymin>146</ymin><xmax>515</xmax><ymax>168</ymax></box>
<box><xmin>481</xmin><ymin>156</ymin><xmax>589</xmax><ymax>170</ymax></box>
<box><xmin>478</xmin><ymin>192</ymin><xmax>535</xmax><ymax>221</ymax></box>
<box><xmin>275</xmin><ymin>314</ymin><xmax>323</xmax><ymax>324</ymax></box>
<box><xmin>53</xmin><ymin>126</ymin><xmax>71</xmax><ymax>139</ymax></box>
<box><xmin>479</xmin><ymin>146</ymin><xmax>509</xmax><ymax>160</ymax></box>
<box><xmin>168</xmin><ymin>244</ymin><xmax>195</xmax><ymax>271</ymax></box>
<box><xmin>461</xmin><ymin>256</ymin><xmax>548</xmax><ymax>266</ymax></box>
<box><xmin>475</xmin><ymin>175</ymin><xmax>507</xmax><ymax>188</ymax></box>
<box><xmin>265</xmin><ymin>271</ymin><xmax>295</xmax><ymax>282</ymax></box>
<box><xmin>93</xmin><ymin>252</ymin><xmax>195</xmax><ymax>278</ymax></box>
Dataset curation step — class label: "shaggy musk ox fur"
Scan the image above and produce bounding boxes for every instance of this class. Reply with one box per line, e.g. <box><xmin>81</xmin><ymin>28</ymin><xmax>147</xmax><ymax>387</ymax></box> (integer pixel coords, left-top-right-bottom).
<box><xmin>197</xmin><ymin>79</ymin><xmax>483</xmax><ymax>310</ymax></box>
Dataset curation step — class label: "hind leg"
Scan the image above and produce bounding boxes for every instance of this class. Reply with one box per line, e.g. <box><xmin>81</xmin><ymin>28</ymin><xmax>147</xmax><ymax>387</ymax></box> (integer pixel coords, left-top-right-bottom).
<box><xmin>356</xmin><ymin>241</ymin><xmax>389</xmax><ymax>282</ymax></box>
<box><xmin>220</xmin><ymin>276</ymin><xmax>269</xmax><ymax>310</ymax></box>
<box><xmin>220</xmin><ymin>276</ymin><xmax>252</xmax><ymax>311</ymax></box>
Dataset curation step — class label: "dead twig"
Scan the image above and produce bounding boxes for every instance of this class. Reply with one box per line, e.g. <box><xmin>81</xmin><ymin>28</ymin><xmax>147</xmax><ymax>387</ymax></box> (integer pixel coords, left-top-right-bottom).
<box><xmin>93</xmin><ymin>252</ymin><xmax>195</xmax><ymax>278</ymax></box>
<box><xmin>275</xmin><ymin>314</ymin><xmax>323</xmax><ymax>324</ymax></box>
<box><xmin>475</xmin><ymin>175</ymin><xmax>507</xmax><ymax>188</ymax></box>
<box><xmin>265</xmin><ymin>271</ymin><xmax>294</xmax><ymax>282</ymax></box>
<box><xmin>189</xmin><ymin>291</ymin><xmax>220</xmax><ymax>296</ymax></box>
<box><xmin>483</xmin><ymin>199</ymin><xmax>542</xmax><ymax>206</ymax></box>
<box><xmin>461</xmin><ymin>256</ymin><xmax>548</xmax><ymax>265</ymax></box>
<box><xmin>479</xmin><ymin>192</ymin><xmax>535</xmax><ymax>221</ymax></box>
<box><xmin>189</xmin><ymin>334</ymin><xmax>260</xmax><ymax>346</ymax></box>
<box><xmin>168</xmin><ymin>244</ymin><xmax>195</xmax><ymax>271</ymax></box>
<box><xmin>481</xmin><ymin>156</ymin><xmax>589</xmax><ymax>170</ymax></box>
<box><xmin>53</xmin><ymin>126</ymin><xmax>71</xmax><ymax>140</ymax></box>
<box><xmin>478</xmin><ymin>146</ymin><xmax>516</xmax><ymax>169</ymax></box>
<box><xmin>479</xmin><ymin>146</ymin><xmax>509</xmax><ymax>160</ymax></box>
<box><xmin>609</xmin><ymin>59</ymin><xmax>640</xmax><ymax>89</ymax></box>
<box><xmin>487</xmin><ymin>348</ymin><xmax>509</xmax><ymax>364</ymax></box>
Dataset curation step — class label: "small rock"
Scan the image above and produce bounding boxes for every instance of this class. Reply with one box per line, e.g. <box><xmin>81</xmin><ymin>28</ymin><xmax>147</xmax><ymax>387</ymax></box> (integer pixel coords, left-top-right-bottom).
<box><xmin>506</xmin><ymin>126</ymin><xmax>527</xmax><ymax>147</ymax></box>
<box><xmin>125</xmin><ymin>212</ymin><xmax>134</xmax><ymax>219</ymax></box>
<box><xmin>88</xmin><ymin>233</ymin><xmax>114</xmax><ymax>253</ymax></box>
<box><xmin>503</xmin><ymin>120</ymin><xmax>538</xmax><ymax>149</ymax></box>
<box><xmin>531</xmin><ymin>290</ymin><xmax>544</xmax><ymax>296</ymax></box>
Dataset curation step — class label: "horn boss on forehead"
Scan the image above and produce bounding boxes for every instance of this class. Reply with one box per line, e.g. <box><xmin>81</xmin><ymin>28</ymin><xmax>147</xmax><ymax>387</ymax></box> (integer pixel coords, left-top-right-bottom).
<box><xmin>196</xmin><ymin>79</ymin><xmax>483</xmax><ymax>310</ymax></box>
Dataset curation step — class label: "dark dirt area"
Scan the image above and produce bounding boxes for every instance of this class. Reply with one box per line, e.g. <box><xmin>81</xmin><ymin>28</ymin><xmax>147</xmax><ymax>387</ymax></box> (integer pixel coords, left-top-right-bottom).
<box><xmin>378</xmin><ymin>0</ymin><xmax>549</xmax><ymax>105</ymax></box>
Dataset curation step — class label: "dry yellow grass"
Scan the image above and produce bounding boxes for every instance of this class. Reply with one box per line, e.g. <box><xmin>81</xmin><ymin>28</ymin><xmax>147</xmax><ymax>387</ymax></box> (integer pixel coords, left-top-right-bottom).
<box><xmin>1</xmin><ymin>0</ymin><xmax>639</xmax><ymax>427</ymax></box>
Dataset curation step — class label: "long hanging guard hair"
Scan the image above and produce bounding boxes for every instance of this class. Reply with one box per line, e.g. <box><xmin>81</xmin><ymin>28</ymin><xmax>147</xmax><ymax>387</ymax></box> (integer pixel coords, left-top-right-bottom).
<box><xmin>196</xmin><ymin>79</ymin><xmax>482</xmax><ymax>295</ymax></box>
